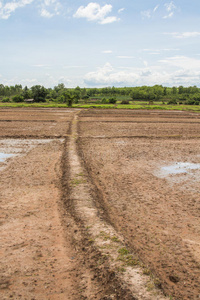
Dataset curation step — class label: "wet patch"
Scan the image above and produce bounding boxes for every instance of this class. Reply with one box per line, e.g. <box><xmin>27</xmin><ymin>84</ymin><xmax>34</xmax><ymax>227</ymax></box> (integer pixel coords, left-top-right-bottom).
<box><xmin>0</xmin><ymin>153</ymin><xmax>15</xmax><ymax>162</ymax></box>
<box><xmin>0</xmin><ymin>139</ymin><xmax>63</xmax><ymax>170</ymax></box>
<box><xmin>161</xmin><ymin>162</ymin><xmax>200</xmax><ymax>175</ymax></box>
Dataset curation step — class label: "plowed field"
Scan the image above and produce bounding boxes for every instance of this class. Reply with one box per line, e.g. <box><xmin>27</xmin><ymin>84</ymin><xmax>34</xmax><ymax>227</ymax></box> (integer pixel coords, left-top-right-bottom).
<box><xmin>0</xmin><ymin>108</ymin><xmax>200</xmax><ymax>300</ymax></box>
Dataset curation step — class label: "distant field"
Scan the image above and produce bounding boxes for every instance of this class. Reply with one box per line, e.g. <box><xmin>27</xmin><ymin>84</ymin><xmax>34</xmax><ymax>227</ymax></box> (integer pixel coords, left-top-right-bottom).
<box><xmin>0</xmin><ymin>102</ymin><xmax>200</xmax><ymax>112</ymax></box>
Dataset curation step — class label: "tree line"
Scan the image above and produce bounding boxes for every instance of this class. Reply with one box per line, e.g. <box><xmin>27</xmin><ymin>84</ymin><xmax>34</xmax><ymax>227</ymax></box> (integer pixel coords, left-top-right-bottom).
<box><xmin>0</xmin><ymin>83</ymin><xmax>200</xmax><ymax>105</ymax></box>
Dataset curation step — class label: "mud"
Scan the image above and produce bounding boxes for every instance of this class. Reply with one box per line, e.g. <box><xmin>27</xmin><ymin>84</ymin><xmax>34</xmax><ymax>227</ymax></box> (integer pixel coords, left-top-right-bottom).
<box><xmin>78</xmin><ymin>109</ymin><xmax>200</xmax><ymax>300</ymax></box>
<box><xmin>0</xmin><ymin>108</ymin><xmax>199</xmax><ymax>300</ymax></box>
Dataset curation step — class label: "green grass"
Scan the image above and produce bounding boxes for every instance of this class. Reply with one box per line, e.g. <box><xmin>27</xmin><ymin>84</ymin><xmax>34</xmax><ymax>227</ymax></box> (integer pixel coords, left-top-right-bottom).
<box><xmin>0</xmin><ymin>102</ymin><xmax>200</xmax><ymax>112</ymax></box>
<box><xmin>0</xmin><ymin>102</ymin><xmax>70</xmax><ymax>108</ymax></box>
<box><xmin>117</xmin><ymin>247</ymin><xmax>139</xmax><ymax>266</ymax></box>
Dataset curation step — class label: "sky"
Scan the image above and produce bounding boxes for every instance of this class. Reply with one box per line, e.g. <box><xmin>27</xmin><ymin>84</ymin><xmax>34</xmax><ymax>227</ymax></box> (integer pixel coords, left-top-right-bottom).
<box><xmin>1</xmin><ymin>0</ymin><xmax>200</xmax><ymax>88</ymax></box>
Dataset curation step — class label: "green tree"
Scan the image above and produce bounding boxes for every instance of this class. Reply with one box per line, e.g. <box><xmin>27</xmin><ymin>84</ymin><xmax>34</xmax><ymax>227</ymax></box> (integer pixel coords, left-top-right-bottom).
<box><xmin>22</xmin><ymin>86</ymin><xmax>31</xmax><ymax>99</ymax></box>
<box><xmin>31</xmin><ymin>85</ymin><xmax>47</xmax><ymax>102</ymax></box>
<box><xmin>62</xmin><ymin>92</ymin><xmax>75</xmax><ymax>107</ymax></box>
<box><xmin>12</xmin><ymin>95</ymin><xmax>24</xmax><ymax>103</ymax></box>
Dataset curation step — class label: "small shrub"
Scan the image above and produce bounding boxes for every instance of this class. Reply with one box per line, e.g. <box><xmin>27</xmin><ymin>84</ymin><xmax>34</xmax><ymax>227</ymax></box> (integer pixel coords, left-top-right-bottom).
<box><xmin>12</xmin><ymin>95</ymin><xmax>24</xmax><ymax>103</ymax></box>
<box><xmin>167</xmin><ymin>99</ymin><xmax>177</xmax><ymax>105</ymax></box>
<box><xmin>185</xmin><ymin>99</ymin><xmax>195</xmax><ymax>105</ymax></box>
<box><xmin>108</xmin><ymin>97</ymin><xmax>117</xmax><ymax>104</ymax></box>
<box><xmin>1</xmin><ymin>97</ymin><xmax>10</xmax><ymax>102</ymax></box>
<box><xmin>121</xmin><ymin>100</ymin><xmax>130</xmax><ymax>104</ymax></box>
<box><xmin>101</xmin><ymin>97</ymin><xmax>109</xmax><ymax>104</ymax></box>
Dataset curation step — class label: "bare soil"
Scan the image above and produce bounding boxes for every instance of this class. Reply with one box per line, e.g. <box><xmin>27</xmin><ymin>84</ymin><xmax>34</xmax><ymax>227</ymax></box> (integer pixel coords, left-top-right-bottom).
<box><xmin>78</xmin><ymin>109</ymin><xmax>200</xmax><ymax>300</ymax></box>
<box><xmin>0</xmin><ymin>108</ymin><xmax>200</xmax><ymax>299</ymax></box>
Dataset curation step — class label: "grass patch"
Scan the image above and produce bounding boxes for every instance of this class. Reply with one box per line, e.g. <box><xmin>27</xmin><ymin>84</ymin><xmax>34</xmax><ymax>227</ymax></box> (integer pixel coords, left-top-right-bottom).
<box><xmin>117</xmin><ymin>247</ymin><xmax>139</xmax><ymax>266</ymax></box>
<box><xmin>118</xmin><ymin>247</ymin><xmax>129</xmax><ymax>255</ymax></box>
<box><xmin>70</xmin><ymin>177</ymin><xmax>86</xmax><ymax>186</ymax></box>
<box><xmin>0</xmin><ymin>102</ymin><xmax>200</xmax><ymax>112</ymax></box>
<box><xmin>143</xmin><ymin>268</ymin><xmax>151</xmax><ymax>276</ymax></box>
<box><xmin>116</xmin><ymin>266</ymin><xmax>126</xmax><ymax>273</ymax></box>
<box><xmin>111</xmin><ymin>236</ymin><xmax>120</xmax><ymax>243</ymax></box>
<box><xmin>99</xmin><ymin>231</ymin><xmax>111</xmax><ymax>241</ymax></box>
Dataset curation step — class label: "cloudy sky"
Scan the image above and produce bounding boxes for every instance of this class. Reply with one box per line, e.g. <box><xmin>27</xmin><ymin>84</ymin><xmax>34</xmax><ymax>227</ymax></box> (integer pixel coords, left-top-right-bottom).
<box><xmin>1</xmin><ymin>0</ymin><xmax>200</xmax><ymax>87</ymax></box>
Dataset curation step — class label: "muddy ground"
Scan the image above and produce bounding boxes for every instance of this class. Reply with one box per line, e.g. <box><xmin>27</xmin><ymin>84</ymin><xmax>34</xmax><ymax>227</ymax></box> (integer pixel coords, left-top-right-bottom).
<box><xmin>0</xmin><ymin>108</ymin><xmax>200</xmax><ymax>299</ymax></box>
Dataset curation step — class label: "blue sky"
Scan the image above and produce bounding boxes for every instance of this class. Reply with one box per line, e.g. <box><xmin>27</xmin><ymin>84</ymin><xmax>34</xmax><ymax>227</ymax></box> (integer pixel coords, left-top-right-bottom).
<box><xmin>1</xmin><ymin>0</ymin><xmax>200</xmax><ymax>87</ymax></box>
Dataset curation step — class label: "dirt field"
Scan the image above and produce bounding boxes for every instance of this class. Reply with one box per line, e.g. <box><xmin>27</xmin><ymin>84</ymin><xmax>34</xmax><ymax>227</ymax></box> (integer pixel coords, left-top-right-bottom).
<box><xmin>0</xmin><ymin>108</ymin><xmax>200</xmax><ymax>299</ymax></box>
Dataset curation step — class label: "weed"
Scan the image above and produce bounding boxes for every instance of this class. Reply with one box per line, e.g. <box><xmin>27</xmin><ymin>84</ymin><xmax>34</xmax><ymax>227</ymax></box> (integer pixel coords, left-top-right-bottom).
<box><xmin>100</xmin><ymin>244</ymin><xmax>116</xmax><ymax>250</ymax></box>
<box><xmin>154</xmin><ymin>278</ymin><xmax>162</xmax><ymax>289</ymax></box>
<box><xmin>143</xmin><ymin>268</ymin><xmax>151</xmax><ymax>275</ymax></box>
<box><xmin>88</xmin><ymin>238</ymin><xmax>94</xmax><ymax>244</ymax></box>
<box><xmin>118</xmin><ymin>247</ymin><xmax>129</xmax><ymax>255</ymax></box>
<box><xmin>146</xmin><ymin>282</ymin><xmax>155</xmax><ymax>292</ymax></box>
<box><xmin>76</xmin><ymin>172</ymin><xmax>85</xmax><ymax>177</ymax></box>
<box><xmin>85</xmin><ymin>225</ymin><xmax>91</xmax><ymax>230</ymax></box>
<box><xmin>116</xmin><ymin>266</ymin><xmax>126</xmax><ymax>273</ymax></box>
<box><xmin>117</xmin><ymin>248</ymin><xmax>138</xmax><ymax>266</ymax></box>
<box><xmin>97</xmin><ymin>255</ymin><xmax>108</xmax><ymax>266</ymax></box>
<box><xmin>111</xmin><ymin>236</ymin><xmax>120</xmax><ymax>243</ymax></box>
<box><xmin>70</xmin><ymin>178</ymin><xmax>86</xmax><ymax>186</ymax></box>
<box><xmin>117</xmin><ymin>254</ymin><xmax>139</xmax><ymax>266</ymax></box>
<box><xmin>99</xmin><ymin>231</ymin><xmax>111</xmax><ymax>241</ymax></box>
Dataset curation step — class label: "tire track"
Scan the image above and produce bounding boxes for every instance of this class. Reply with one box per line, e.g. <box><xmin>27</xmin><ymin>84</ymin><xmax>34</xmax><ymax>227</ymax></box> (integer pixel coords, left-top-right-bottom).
<box><xmin>64</xmin><ymin>111</ymin><xmax>169</xmax><ymax>300</ymax></box>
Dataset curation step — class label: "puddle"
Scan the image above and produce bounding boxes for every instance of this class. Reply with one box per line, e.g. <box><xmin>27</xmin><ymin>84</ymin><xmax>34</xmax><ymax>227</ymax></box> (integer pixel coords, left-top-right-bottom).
<box><xmin>161</xmin><ymin>162</ymin><xmax>200</xmax><ymax>175</ymax></box>
<box><xmin>0</xmin><ymin>153</ymin><xmax>15</xmax><ymax>162</ymax></box>
<box><xmin>0</xmin><ymin>139</ymin><xmax>63</xmax><ymax>170</ymax></box>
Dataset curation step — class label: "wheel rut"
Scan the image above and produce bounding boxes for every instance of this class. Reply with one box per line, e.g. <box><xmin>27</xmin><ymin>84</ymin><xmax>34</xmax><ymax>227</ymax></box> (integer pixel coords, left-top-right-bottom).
<box><xmin>63</xmin><ymin>111</ymin><xmax>169</xmax><ymax>300</ymax></box>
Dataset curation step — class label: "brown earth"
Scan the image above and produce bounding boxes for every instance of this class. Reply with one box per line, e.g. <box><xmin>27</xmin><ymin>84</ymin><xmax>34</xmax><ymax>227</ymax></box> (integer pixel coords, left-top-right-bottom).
<box><xmin>78</xmin><ymin>109</ymin><xmax>200</xmax><ymax>300</ymax></box>
<box><xmin>0</xmin><ymin>108</ymin><xmax>200</xmax><ymax>299</ymax></box>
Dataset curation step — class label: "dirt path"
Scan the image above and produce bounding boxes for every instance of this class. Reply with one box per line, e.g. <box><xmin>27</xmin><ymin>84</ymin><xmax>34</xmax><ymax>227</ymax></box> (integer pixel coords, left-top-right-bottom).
<box><xmin>64</xmin><ymin>111</ymin><xmax>168</xmax><ymax>299</ymax></box>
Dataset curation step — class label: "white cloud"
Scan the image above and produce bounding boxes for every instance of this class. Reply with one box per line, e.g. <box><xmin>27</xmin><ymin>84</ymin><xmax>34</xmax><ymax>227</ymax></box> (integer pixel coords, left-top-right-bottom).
<box><xmin>163</xmin><ymin>1</ymin><xmax>176</xmax><ymax>18</ymax></box>
<box><xmin>165</xmin><ymin>32</ymin><xmax>200</xmax><ymax>39</ymax></box>
<box><xmin>153</xmin><ymin>5</ymin><xmax>159</xmax><ymax>13</ymax></box>
<box><xmin>1</xmin><ymin>77</ymin><xmax>38</xmax><ymax>87</ymax></box>
<box><xmin>141</xmin><ymin>4</ymin><xmax>159</xmax><ymax>19</ymax></box>
<box><xmin>40</xmin><ymin>8</ymin><xmax>53</xmax><ymax>18</ymax></box>
<box><xmin>142</xmin><ymin>48</ymin><xmax>179</xmax><ymax>53</ymax></box>
<box><xmin>73</xmin><ymin>2</ymin><xmax>119</xmax><ymax>24</ymax></box>
<box><xmin>141</xmin><ymin>2</ymin><xmax>177</xmax><ymax>20</ymax></box>
<box><xmin>63</xmin><ymin>65</ymin><xmax>86</xmax><ymax>69</ymax></box>
<box><xmin>0</xmin><ymin>0</ymin><xmax>33</xmax><ymax>19</ymax></box>
<box><xmin>165</xmin><ymin>1</ymin><xmax>176</xmax><ymax>12</ymax></box>
<box><xmin>0</xmin><ymin>0</ymin><xmax>61</xmax><ymax>19</ymax></box>
<box><xmin>102</xmin><ymin>50</ymin><xmax>113</xmax><ymax>54</ymax></box>
<box><xmin>32</xmin><ymin>64</ymin><xmax>50</xmax><ymax>67</ymax></box>
<box><xmin>141</xmin><ymin>10</ymin><xmax>151</xmax><ymax>19</ymax></box>
<box><xmin>118</xmin><ymin>8</ymin><xmax>125</xmax><ymax>14</ymax></box>
<box><xmin>84</xmin><ymin>56</ymin><xmax>200</xmax><ymax>87</ymax></box>
<box><xmin>159</xmin><ymin>55</ymin><xmax>200</xmax><ymax>70</ymax></box>
<box><xmin>117</xmin><ymin>56</ymin><xmax>134</xmax><ymax>59</ymax></box>
<box><xmin>149</xmin><ymin>52</ymin><xmax>160</xmax><ymax>55</ymax></box>
<box><xmin>39</xmin><ymin>0</ymin><xmax>61</xmax><ymax>18</ymax></box>
<box><xmin>84</xmin><ymin>63</ymin><xmax>139</xmax><ymax>86</ymax></box>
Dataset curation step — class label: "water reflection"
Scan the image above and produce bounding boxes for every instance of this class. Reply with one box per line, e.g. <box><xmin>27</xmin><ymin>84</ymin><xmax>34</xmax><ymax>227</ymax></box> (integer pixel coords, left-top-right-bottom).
<box><xmin>0</xmin><ymin>153</ymin><xmax>14</xmax><ymax>162</ymax></box>
<box><xmin>161</xmin><ymin>162</ymin><xmax>200</xmax><ymax>175</ymax></box>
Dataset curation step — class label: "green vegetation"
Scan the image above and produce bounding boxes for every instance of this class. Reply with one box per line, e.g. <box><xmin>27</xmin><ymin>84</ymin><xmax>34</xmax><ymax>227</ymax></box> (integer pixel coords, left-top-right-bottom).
<box><xmin>117</xmin><ymin>247</ymin><xmax>139</xmax><ymax>266</ymax></box>
<box><xmin>1</xmin><ymin>83</ymin><xmax>200</xmax><ymax>111</ymax></box>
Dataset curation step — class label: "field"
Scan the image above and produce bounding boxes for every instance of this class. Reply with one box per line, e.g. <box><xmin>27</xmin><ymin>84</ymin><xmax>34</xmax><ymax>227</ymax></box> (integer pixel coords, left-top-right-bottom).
<box><xmin>0</xmin><ymin>108</ymin><xmax>200</xmax><ymax>299</ymax></box>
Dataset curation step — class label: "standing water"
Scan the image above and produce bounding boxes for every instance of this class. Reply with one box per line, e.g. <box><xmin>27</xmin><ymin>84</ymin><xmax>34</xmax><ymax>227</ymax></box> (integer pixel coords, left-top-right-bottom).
<box><xmin>161</xmin><ymin>162</ymin><xmax>200</xmax><ymax>175</ymax></box>
<box><xmin>0</xmin><ymin>153</ymin><xmax>14</xmax><ymax>162</ymax></box>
